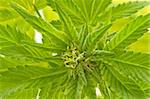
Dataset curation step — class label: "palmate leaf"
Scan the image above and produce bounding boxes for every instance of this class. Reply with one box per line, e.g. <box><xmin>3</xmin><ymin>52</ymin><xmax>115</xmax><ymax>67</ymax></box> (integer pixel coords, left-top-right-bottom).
<box><xmin>105</xmin><ymin>14</ymin><xmax>150</xmax><ymax>51</ymax></box>
<box><xmin>111</xmin><ymin>1</ymin><xmax>150</xmax><ymax>21</ymax></box>
<box><xmin>47</xmin><ymin>0</ymin><xmax>111</xmax><ymax>26</ymax></box>
<box><xmin>0</xmin><ymin>65</ymin><xmax>97</xmax><ymax>99</ymax></box>
<box><xmin>99</xmin><ymin>1</ymin><xmax>150</xmax><ymax>23</ymax></box>
<box><xmin>39</xmin><ymin>65</ymin><xmax>97</xmax><ymax>99</ymax></box>
<box><xmin>0</xmin><ymin>0</ymin><xmax>47</xmax><ymax>37</ymax></box>
<box><xmin>0</xmin><ymin>25</ymin><xmax>52</xmax><ymax>58</ymax></box>
<box><xmin>39</xmin><ymin>79</ymin><xmax>83</xmax><ymax>99</ymax></box>
<box><xmin>0</xmin><ymin>25</ymin><xmax>63</xmax><ymax>71</ymax></box>
<box><xmin>101</xmin><ymin>63</ymin><xmax>149</xmax><ymax>99</ymax></box>
<box><xmin>12</xmin><ymin>4</ymin><xmax>70</xmax><ymax>49</ymax></box>
<box><xmin>72</xmin><ymin>0</ymin><xmax>111</xmax><ymax>25</ymax></box>
<box><xmin>93</xmin><ymin>50</ymin><xmax>150</xmax><ymax>98</ymax></box>
<box><xmin>0</xmin><ymin>66</ymin><xmax>68</xmax><ymax>98</ymax></box>
<box><xmin>0</xmin><ymin>25</ymin><xmax>31</xmax><ymax>48</ymax></box>
<box><xmin>47</xmin><ymin>0</ymin><xmax>84</xmax><ymax>27</ymax></box>
<box><xmin>0</xmin><ymin>25</ymin><xmax>35</xmax><ymax>57</ymax></box>
<box><xmin>103</xmin><ymin>51</ymin><xmax>150</xmax><ymax>82</ymax></box>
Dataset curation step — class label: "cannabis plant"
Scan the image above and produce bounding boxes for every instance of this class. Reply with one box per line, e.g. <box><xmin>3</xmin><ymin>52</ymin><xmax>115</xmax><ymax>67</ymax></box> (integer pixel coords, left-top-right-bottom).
<box><xmin>0</xmin><ymin>0</ymin><xmax>150</xmax><ymax>99</ymax></box>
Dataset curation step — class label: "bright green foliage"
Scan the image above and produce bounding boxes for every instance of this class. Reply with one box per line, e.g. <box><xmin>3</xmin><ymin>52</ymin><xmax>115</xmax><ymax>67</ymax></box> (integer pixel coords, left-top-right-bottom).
<box><xmin>105</xmin><ymin>14</ymin><xmax>150</xmax><ymax>51</ymax></box>
<box><xmin>0</xmin><ymin>0</ymin><xmax>150</xmax><ymax>99</ymax></box>
<box><xmin>98</xmin><ymin>1</ymin><xmax>150</xmax><ymax>23</ymax></box>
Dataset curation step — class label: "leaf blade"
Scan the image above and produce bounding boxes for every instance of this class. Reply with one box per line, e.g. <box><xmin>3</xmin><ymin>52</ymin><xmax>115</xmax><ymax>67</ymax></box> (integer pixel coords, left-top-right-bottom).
<box><xmin>105</xmin><ymin>14</ymin><xmax>150</xmax><ymax>51</ymax></box>
<box><xmin>11</xmin><ymin>3</ymin><xmax>70</xmax><ymax>48</ymax></box>
<box><xmin>0</xmin><ymin>66</ymin><xmax>67</xmax><ymax>97</ymax></box>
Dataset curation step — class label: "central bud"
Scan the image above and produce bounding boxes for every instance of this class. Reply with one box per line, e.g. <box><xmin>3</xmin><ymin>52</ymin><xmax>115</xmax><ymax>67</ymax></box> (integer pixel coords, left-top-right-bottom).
<box><xmin>62</xmin><ymin>46</ymin><xmax>85</xmax><ymax>68</ymax></box>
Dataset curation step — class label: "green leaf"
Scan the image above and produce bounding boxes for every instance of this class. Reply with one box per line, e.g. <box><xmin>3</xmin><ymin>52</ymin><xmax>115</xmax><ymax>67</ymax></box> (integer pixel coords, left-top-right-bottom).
<box><xmin>111</xmin><ymin>1</ymin><xmax>150</xmax><ymax>21</ymax></box>
<box><xmin>12</xmin><ymin>4</ymin><xmax>70</xmax><ymax>49</ymax></box>
<box><xmin>87</xmin><ymin>0</ymin><xmax>111</xmax><ymax>25</ymax></box>
<box><xmin>55</xmin><ymin>2</ymin><xmax>79</xmax><ymax>44</ymax></box>
<box><xmin>103</xmin><ymin>51</ymin><xmax>150</xmax><ymax>81</ymax></box>
<box><xmin>105</xmin><ymin>14</ymin><xmax>150</xmax><ymax>51</ymax></box>
<box><xmin>0</xmin><ymin>25</ymin><xmax>49</xmax><ymax>59</ymax></box>
<box><xmin>82</xmin><ymin>24</ymin><xmax>111</xmax><ymax>52</ymax></box>
<box><xmin>0</xmin><ymin>25</ymin><xmax>33</xmax><ymax>56</ymax></box>
<box><xmin>48</xmin><ymin>0</ymin><xmax>111</xmax><ymax>26</ymax></box>
<box><xmin>99</xmin><ymin>1</ymin><xmax>150</xmax><ymax>23</ymax></box>
<box><xmin>0</xmin><ymin>66</ymin><xmax>67</xmax><ymax>97</ymax></box>
<box><xmin>0</xmin><ymin>25</ymin><xmax>31</xmax><ymax>48</ymax></box>
<box><xmin>62</xmin><ymin>77</ymin><xmax>85</xmax><ymax>99</ymax></box>
<box><xmin>102</xmin><ymin>63</ymin><xmax>149</xmax><ymax>98</ymax></box>
<box><xmin>0</xmin><ymin>25</ymin><xmax>59</xmax><ymax>70</ymax></box>
<box><xmin>73</xmin><ymin>0</ymin><xmax>111</xmax><ymax>25</ymax></box>
<box><xmin>23</xmin><ymin>41</ymin><xmax>65</xmax><ymax>53</ymax></box>
<box><xmin>47</xmin><ymin>0</ymin><xmax>85</xmax><ymax>27</ymax></box>
<box><xmin>82</xmin><ymin>73</ymin><xmax>98</xmax><ymax>99</ymax></box>
<box><xmin>94</xmin><ymin>50</ymin><xmax>150</xmax><ymax>98</ymax></box>
<box><xmin>79</xmin><ymin>24</ymin><xmax>88</xmax><ymax>50</ymax></box>
<box><xmin>0</xmin><ymin>55</ymin><xmax>34</xmax><ymax>70</ymax></box>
